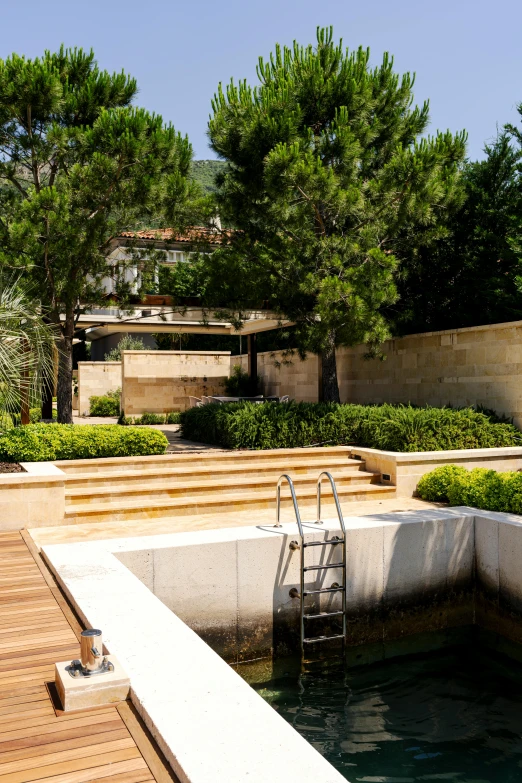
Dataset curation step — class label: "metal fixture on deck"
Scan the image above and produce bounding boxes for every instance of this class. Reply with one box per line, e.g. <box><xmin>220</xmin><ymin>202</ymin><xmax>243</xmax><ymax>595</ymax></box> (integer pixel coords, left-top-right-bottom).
<box><xmin>67</xmin><ymin>629</ymin><xmax>114</xmax><ymax>678</ymax></box>
<box><xmin>276</xmin><ymin>471</ymin><xmax>347</xmax><ymax>657</ymax></box>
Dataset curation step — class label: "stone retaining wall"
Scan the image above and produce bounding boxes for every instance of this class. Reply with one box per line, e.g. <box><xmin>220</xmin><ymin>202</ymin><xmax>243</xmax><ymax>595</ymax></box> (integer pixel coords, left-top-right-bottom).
<box><xmin>238</xmin><ymin>319</ymin><xmax>522</xmax><ymax>426</ymax></box>
<box><xmin>77</xmin><ymin>361</ymin><xmax>121</xmax><ymax>416</ymax></box>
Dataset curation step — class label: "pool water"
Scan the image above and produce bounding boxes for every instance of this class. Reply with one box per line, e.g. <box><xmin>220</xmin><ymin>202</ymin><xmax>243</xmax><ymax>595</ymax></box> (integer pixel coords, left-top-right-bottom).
<box><xmin>237</xmin><ymin>634</ymin><xmax>522</xmax><ymax>782</ymax></box>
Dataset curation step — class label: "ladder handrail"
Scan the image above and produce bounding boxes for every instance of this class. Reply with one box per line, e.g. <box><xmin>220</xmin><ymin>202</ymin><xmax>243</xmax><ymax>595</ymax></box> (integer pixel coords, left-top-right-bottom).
<box><xmin>274</xmin><ymin>474</ymin><xmax>304</xmax><ymax>535</ymax></box>
<box><xmin>276</xmin><ymin>471</ymin><xmax>347</xmax><ymax>659</ymax></box>
<box><xmin>316</xmin><ymin>471</ymin><xmax>346</xmax><ymax>535</ymax></box>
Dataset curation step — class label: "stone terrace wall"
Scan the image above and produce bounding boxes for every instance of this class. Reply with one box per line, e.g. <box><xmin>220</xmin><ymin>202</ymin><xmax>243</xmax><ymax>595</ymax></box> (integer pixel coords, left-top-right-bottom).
<box><xmin>239</xmin><ymin>320</ymin><xmax>522</xmax><ymax>426</ymax></box>
<box><xmin>77</xmin><ymin>361</ymin><xmax>121</xmax><ymax>416</ymax></box>
<box><xmin>122</xmin><ymin>350</ymin><xmax>231</xmax><ymax>415</ymax></box>
<box><xmin>233</xmin><ymin>352</ymin><xmax>319</xmax><ymax>402</ymax></box>
<box><xmin>341</xmin><ymin>320</ymin><xmax>522</xmax><ymax>427</ymax></box>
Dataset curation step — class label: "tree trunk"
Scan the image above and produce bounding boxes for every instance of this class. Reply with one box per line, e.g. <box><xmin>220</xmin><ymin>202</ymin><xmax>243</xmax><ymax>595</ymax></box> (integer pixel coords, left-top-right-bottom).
<box><xmin>321</xmin><ymin>330</ymin><xmax>340</xmax><ymax>403</ymax></box>
<box><xmin>57</xmin><ymin>309</ymin><xmax>74</xmax><ymax>424</ymax></box>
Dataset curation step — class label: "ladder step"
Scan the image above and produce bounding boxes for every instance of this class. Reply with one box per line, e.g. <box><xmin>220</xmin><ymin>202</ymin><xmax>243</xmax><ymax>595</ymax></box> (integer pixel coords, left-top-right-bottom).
<box><xmin>303</xmin><ymin>539</ymin><xmax>344</xmax><ymax>548</ymax></box>
<box><xmin>303</xmin><ymin>610</ymin><xmax>344</xmax><ymax>620</ymax></box>
<box><xmin>303</xmin><ymin>634</ymin><xmax>345</xmax><ymax>644</ymax></box>
<box><xmin>303</xmin><ymin>563</ymin><xmax>344</xmax><ymax>572</ymax></box>
<box><xmin>303</xmin><ymin>586</ymin><xmax>345</xmax><ymax>596</ymax></box>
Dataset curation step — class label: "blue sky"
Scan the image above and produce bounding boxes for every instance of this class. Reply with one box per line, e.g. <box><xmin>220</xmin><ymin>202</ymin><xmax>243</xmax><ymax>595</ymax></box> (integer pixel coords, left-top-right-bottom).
<box><xmin>2</xmin><ymin>0</ymin><xmax>520</xmax><ymax>160</ymax></box>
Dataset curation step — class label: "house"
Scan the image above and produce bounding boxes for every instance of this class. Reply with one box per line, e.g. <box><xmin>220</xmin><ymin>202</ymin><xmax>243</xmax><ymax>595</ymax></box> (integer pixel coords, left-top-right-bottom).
<box><xmin>78</xmin><ymin>226</ymin><xmax>286</xmax><ymax>364</ymax></box>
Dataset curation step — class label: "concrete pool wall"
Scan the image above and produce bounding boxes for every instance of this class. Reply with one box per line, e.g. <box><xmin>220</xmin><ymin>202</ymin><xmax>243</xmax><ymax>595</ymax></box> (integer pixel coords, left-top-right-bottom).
<box><xmin>41</xmin><ymin>508</ymin><xmax>522</xmax><ymax>783</ymax></box>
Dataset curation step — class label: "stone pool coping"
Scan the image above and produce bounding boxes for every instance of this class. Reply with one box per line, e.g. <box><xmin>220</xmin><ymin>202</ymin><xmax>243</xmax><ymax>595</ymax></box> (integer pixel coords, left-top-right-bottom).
<box><xmin>41</xmin><ymin>505</ymin><xmax>522</xmax><ymax>783</ymax></box>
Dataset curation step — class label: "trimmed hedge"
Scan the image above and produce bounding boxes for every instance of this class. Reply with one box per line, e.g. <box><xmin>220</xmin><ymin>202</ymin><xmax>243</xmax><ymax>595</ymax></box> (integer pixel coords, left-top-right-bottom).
<box><xmin>417</xmin><ymin>464</ymin><xmax>522</xmax><ymax>514</ymax></box>
<box><xmin>0</xmin><ymin>424</ymin><xmax>168</xmax><ymax>462</ymax></box>
<box><xmin>89</xmin><ymin>391</ymin><xmax>120</xmax><ymax>417</ymax></box>
<box><xmin>118</xmin><ymin>411</ymin><xmax>181</xmax><ymax>425</ymax></box>
<box><xmin>179</xmin><ymin>402</ymin><xmax>522</xmax><ymax>451</ymax></box>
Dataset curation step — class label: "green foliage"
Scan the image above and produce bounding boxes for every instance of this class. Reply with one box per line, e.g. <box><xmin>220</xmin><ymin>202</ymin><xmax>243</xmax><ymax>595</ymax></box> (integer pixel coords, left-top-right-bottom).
<box><xmin>179</xmin><ymin>402</ymin><xmax>522</xmax><ymax>451</ymax></box>
<box><xmin>0</xmin><ymin>423</ymin><xmax>168</xmax><ymax>462</ymax></box>
<box><xmin>205</xmin><ymin>27</ymin><xmax>467</xmax><ymax>401</ymax></box>
<box><xmin>417</xmin><ymin>466</ymin><xmax>522</xmax><ymax>515</ymax></box>
<box><xmin>0</xmin><ymin>279</ymin><xmax>56</xmax><ymax>416</ymax></box>
<box><xmin>105</xmin><ymin>336</ymin><xmax>147</xmax><ymax>361</ymax></box>
<box><xmin>117</xmin><ymin>411</ymin><xmax>180</xmax><ymax>425</ymax></box>
<box><xmin>191</xmin><ymin>160</ymin><xmax>227</xmax><ymax>194</ymax></box>
<box><xmin>0</xmin><ymin>45</ymin><xmax>195</xmax><ymax>422</ymax></box>
<box><xmin>10</xmin><ymin>407</ymin><xmax>58</xmax><ymax>425</ymax></box>
<box><xmin>133</xmin><ymin>412</ymin><xmax>166</xmax><ymax>425</ymax></box>
<box><xmin>416</xmin><ymin>465</ymin><xmax>469</xmax><ymax>502</ymax></box>
<box><xmin>223</xmin><ymin>364</ymin><xmax>260</xmax><ymax>396</ymax></box>
<box><xmin>89</xmin><ymin>391</ymin><xmax>120</xmax><ymax>416</ymax></box>
<box><xmin>393</xmin><ymin>130</ymin><xmax>522</xmax><ymax>333</ymax></box>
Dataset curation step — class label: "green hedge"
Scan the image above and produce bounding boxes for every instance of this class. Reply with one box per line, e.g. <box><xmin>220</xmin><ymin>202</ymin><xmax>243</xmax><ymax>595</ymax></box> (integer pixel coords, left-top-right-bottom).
<box><xmin>0</xmin><ymin>424</ymin><xmax>168</xmax><ymax>462</ymax></box>
<box><xmin>179</xmin><ymin>402</ymin><xmax>522</xmax><ymax>451</ymax></box>
<box><xmin>8</xmin><ymin>408</ymin><xmax>58</xmax><ymax>426</ymax></box>
<box><xmin>417</xmin><ymin>464</ymin><xmax>522</xmax><ymax>514</ymax></box>
<box><xmin>118</xmin><ymin>412</ymin><xmax>180</xmax><ymax>425</ymax></box>
<box><xmin>89</xmin><ymin>392</ymin><xmax>120</xmax><ymax>417</ymax></box>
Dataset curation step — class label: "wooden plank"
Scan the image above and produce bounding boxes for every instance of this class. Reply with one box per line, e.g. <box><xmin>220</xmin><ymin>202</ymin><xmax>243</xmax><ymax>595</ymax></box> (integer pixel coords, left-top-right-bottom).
<box><xmin>0</xmin><ymin>737</ymin><xmax>135</xmax><ymax>776</ymax></box>
<box><xmin>0</xmin><ymin>728</ymin><xmax>129</xmax><ymax>765</ymax></box>
<box><xmin>116</xmin><ymin>703</ymin><xmax>180</xmax><ymax>783</ymax></box>
<box><xmin>0</xmin><ymin>718</ymin><xmax>125</xmax><ymax>754</ymax></box>
<box><xmin>0</xmin><ymin>746</ymin><xmax>141</xmax><ymax>783</ymax></box>
<box><xmin>0</xmin><ymin>533</ymin><xmax>169</xmax><ymax>783</ymax></box>
<box><xmin>20</xmin><ymin>530</ymin><xmax>84</xmax><ymax>641</ymax></box>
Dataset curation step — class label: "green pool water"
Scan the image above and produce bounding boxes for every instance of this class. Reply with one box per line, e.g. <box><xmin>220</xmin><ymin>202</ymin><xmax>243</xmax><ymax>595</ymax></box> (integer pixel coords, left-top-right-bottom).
<box><xmin>237</xmin><ymin>631</ymin><xmax>522</xmax><ymax>782</ymax></box>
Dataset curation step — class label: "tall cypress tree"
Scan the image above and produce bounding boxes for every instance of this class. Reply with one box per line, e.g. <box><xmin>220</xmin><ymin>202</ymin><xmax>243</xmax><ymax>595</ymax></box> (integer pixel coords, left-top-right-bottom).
<box><xmin>0</xmin><ymin>47</ymin><xmax>194</xmax><ymax>422</ymax></box>
<box><xmin>206</xmin><ymin>27</ymin><xmax>466</xmax><ymax>401</ymax></box>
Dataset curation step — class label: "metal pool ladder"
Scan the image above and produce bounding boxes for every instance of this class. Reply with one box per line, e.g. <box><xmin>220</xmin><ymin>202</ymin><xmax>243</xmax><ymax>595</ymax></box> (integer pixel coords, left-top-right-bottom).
<box><xmin>275</xmin><ymin>472</ymin><xmax>347</xmax><ymax>656</ymax></box>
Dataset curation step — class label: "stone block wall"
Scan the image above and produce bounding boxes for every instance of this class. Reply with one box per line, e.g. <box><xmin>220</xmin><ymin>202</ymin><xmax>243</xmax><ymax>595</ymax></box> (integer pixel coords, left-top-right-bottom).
<box><xmin>233</xmin><ymin>352</ymin><xmax>319</xmax><ymax>402</ymax></box>
<box><xmin>77</xmin><ymin>362</ymin><xmax>121</xmax><ymax>416</ymax></box>
<box><xmin>238</xmin><ymin>320</ymin><xmax>522</xmax><ymax>426</ymax></box>
<box><xmin>121</xmin><ymin>350</ymin><xmax>231</xmax><ymax>415</ymax></box>
<box><xmin>122</xmin><ymin>377</ymin><xmax>227</xmax><ymax>415</ymax></box>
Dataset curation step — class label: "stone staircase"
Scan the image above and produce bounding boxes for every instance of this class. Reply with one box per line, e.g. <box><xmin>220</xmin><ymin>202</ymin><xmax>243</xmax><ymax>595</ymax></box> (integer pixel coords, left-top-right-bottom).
<box><xmin>55</xmin><ymin>447</ymin><xmax>396</xmax><ymax>525</ymax></box>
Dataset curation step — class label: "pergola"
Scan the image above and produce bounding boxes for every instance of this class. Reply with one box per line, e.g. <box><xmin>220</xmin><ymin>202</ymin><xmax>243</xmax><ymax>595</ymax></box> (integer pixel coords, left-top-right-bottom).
<box><xmin>76</xmin><ymin>307</ymin><xmax>291</xmax><ymax>391</ymax></box>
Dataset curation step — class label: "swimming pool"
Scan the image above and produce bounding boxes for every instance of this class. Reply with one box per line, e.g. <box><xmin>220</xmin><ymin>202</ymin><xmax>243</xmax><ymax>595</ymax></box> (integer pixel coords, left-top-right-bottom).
<box><xmin>238</xmin><ymin>629</ymin><xmax>522</xmax><ymax>782</ymax></box>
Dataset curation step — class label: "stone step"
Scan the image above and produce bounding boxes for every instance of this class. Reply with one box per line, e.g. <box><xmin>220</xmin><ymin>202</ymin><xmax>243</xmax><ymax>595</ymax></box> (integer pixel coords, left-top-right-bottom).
<box><xmin>55</xmin><ymin>446</ymin><xmax>354</xmax><ymax>474</ymax></box>
<box><xmin>63</xmin><ymin>484</ymin><xmax>396</xmax><ymax>524</ymax></box>
<box><xmin>64</xmin><ymin>469</ymin><xmax>381</xmax><ymax>506</ymax></box>
<box><xmin>63</xmin><ymin>457</ymin><xmax>367</xmax><ymax>489</ymax></box>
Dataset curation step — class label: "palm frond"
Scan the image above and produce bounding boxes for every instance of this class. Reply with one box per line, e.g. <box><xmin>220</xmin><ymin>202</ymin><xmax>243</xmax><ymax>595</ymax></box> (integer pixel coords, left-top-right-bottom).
<box><xmin>0</xmin><ymin>278</ymin><xmax>57</xmax><ymax>415</ymax></box>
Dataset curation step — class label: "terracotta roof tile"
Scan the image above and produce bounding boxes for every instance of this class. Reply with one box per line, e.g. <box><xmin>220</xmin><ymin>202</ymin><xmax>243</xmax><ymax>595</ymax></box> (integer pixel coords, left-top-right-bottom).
<box><xmin>116</xmin><ymin>226</ymin><xmax>232</xmax><ymax>244</ymax></box>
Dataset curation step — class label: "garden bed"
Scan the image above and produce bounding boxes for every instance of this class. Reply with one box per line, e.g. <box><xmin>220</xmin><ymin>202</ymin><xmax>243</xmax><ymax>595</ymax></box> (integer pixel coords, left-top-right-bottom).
<box><xmin>179</xmin><ymin>401</ymin><xmax>522</xmax><ymax>452</ymax></box>
<box><xmin>0</xmin><ymin>462</ymin><xmax>25</xmax><ymax>474</ymax></box>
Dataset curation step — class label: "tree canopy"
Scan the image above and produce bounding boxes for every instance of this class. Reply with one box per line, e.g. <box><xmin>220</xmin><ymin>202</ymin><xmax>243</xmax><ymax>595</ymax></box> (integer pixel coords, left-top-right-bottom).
<box><xmin>203</xmin><ymin>27</ymin><xmax>467</xmax><ymax>400</ymax></box>
<box><xmin>391</xmin><ymin>125</ymin><xmax>522</xmax><ymax>334</ymax></box>
<box><xmin>0</xmin><ymin>46</ymin><xmax>195</xmax><ymax>421</ymax></box>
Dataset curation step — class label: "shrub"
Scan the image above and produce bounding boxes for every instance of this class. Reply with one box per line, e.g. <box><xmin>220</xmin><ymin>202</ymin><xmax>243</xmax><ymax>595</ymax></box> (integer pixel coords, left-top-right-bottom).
<box><xmin>416</xmin><ymin>465</ymin><xmax>469</xmax><ymax>502</ymax></box>
<box><xmin>10</xmin><ymin>408</ymin><xmax>58</xmax><ymax>425</ymax></box>
<box><xmin>417</xmin><ymin>465</ymin><xmax>522</xmax><ymax>515</ymax></box>
<box><xmin>224</xmin><ymin>365</ymin><xmax>261</xmax><ymax>396</ymax></box>
<box><xmin>89</xmin><ymin>389</ymin><xmax>120</xmax><ymax>417</ymax></box>
<box><xmin>179</xmin><ymin>402</ymin><xmax>522</xmax><ymax>451</ymax></box>
<box><xmin>133</xmin><ymin>413</ymin><xmax>166</xmax><ymax>425</ymax></box>
<box><xmin>117</xmin><ymin>411</ymin><xmax>179</xmax><ymax>425</ymax></box>
<box><xmin>105</xmin><ymin>335</ymin><xmax>146</xmax><ymax>361</ymax></box>
<box><xmin>0</xmin><ymin>424</ymin><xmax>168</xmax><ymax>462</ymax></box>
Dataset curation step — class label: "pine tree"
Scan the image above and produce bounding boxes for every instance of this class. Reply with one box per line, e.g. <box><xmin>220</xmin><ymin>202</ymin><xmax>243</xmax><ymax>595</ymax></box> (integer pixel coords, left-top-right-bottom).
<box><xmin>392</xmin><ymin>130</ymin><xmax>522</xmax><ymax>333</ymax></box>
<box><xmin>206</xmin><ymin>27</ymin><xmax>467</xmax><ymax>401</ymax></box>
<box><xmin>0</xmin><ymin>47</ymin><xmax>194</xmax><ymax>422</ymax></box>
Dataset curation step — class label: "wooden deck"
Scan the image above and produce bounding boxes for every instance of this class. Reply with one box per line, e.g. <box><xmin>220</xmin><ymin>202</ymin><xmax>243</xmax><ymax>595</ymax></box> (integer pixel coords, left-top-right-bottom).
<box><xmin>0</xmin><ymin>531</ymin><xmax>177</xmax><ymax>783</ymax></box>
